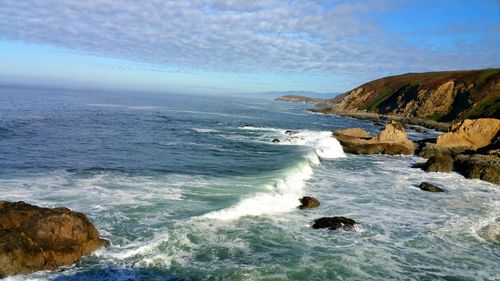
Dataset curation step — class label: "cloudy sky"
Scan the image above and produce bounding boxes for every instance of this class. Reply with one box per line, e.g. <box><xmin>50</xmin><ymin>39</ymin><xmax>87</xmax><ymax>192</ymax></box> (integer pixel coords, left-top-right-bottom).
<box><xmin>0</xmin><ymin>0</ymin><xmax>499</xmax><ymax>94</ymax></box>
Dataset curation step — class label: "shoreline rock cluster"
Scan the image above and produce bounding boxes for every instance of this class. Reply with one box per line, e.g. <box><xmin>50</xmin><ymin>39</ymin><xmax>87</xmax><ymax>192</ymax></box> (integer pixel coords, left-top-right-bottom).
<box><xmin>0</xmin><ymin>201</ymin><xmax>108</xmax><ymax>277</ymax></box>
<box><xmin>333</xmin><ymin>118</ymin><xmax>500</xmax><ymax>184</ymax></box>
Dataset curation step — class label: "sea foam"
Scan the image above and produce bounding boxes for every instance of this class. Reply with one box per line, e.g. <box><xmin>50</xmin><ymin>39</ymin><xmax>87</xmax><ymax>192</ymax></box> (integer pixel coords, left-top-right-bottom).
<box><xmin>202</xmin><ymin>128</ymin><xmax>346</xmax><ymax>221</ymax></box>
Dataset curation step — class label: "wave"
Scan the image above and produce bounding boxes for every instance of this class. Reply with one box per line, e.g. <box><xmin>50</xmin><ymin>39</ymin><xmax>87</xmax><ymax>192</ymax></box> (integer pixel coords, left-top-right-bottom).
<box><xmin>202</xmin><ymin>127</ymin><xmax>346</xmax><ymax>221</ymax></box>
<box><xmin>202</xmin><ymin>152</ymin><xmax>318</xmax><ymax>220</ymax></box>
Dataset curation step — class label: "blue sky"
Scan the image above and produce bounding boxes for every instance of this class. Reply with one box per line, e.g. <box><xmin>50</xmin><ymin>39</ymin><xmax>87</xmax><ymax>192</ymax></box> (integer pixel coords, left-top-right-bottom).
<box><xmin>0</xmin><ymin>0</ymin><xmax>499</xmax><ymax>95</ymax></box>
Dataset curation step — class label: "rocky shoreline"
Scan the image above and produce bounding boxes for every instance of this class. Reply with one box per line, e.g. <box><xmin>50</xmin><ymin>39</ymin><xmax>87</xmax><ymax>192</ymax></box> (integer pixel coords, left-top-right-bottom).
<box><xmin>331</xmin><ymin>118</ymin><xmax>500</xmax><ymax>184</ymax></box>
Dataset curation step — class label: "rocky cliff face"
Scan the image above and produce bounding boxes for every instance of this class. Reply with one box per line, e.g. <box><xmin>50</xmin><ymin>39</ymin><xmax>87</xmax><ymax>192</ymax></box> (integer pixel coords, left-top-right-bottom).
<box><xmin>329</xmin><ymin>69</ymin><xmax>500</xmax><ymax>122</ymax></box>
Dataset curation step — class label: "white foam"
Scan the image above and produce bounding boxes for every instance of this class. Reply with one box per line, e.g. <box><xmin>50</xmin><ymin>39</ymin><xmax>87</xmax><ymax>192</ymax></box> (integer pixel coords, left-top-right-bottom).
<box><xmin>277</xmin><ymin>130</ymin><xmax>346</xmax><ymax>160</ymax></box>
<box><xmin>201</xmin><ymin>128</ymin><xmax>346</xmax><ymax>221</ymax></box>
<box><xmin>192</xmin><ymin>128</ymin><xmax>219</xmax><ymax>133</ymax></box>
<box><xmin>202</xmin><ymin>152</ymin><xmax>320</xmax><ymax>221</ymax></box>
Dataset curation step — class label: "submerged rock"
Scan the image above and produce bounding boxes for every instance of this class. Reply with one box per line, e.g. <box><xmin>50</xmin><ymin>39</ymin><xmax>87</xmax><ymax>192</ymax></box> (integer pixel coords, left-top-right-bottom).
<box><xmin>333</xmin><ymin>121</ymin><xmax>415</xmax><ymax>155</ymax></box>
<box><xmin>312</xmin><ymin>217</ymin><xmax>357</xmax><ymax>230</ymax></box>
<box><xmin>271</xmin><ymin>138</ymin><xmax>280</xmax><ymax>143</ymax></box>
<box><xmin>419</xmin><ymin>182</ymin><xmax>444</xmax><ymax>192</ymax></box>
<box><xmin>243</xmin><ymin>124</ymin><xmax>263</xmax><ymax>128</ymax></box>
<box><xmin>285</xmin><ymin>130</ymin><xmax>297</xmax><ymax>135</ymax></box>
<box><xmin>298</xmin><ymin>196</ymin><xmax>320</xmax><ymax>209</ymax></box>
<box><xmin>0</xmin><ymin>201</ymin><xmax>109</xmax><ymax>277</ymax></box>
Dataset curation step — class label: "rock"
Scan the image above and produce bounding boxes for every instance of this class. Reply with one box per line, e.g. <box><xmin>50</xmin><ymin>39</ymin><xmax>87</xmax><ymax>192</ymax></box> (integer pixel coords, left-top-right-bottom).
<box><xmin>271</xmin><ymin>139</ymin><xmax>280</xmax><ymax>143</ymax></box>
<box><xmin>0</xmin><ymin>201</ymin><xmax>109</xmax><ymax>277</ymax></box>
<box><xmin>285</xmin><ymin>130</ymin><xmax>297</xmax><ymax>135</ymax></box>
<box><xmin>333</xmin><ymin>121</ymin><xmax>415</xmax><ymax>155</ymax></box>
<box><xmin>419</xmin><ymin>182</ymin><xmax>444</xmax><ymax>192</ymax></box>
<box><xmin>420</xmin><ymin>149</ymin><xmax>454</xmax><ymax>172</ymax></box>
<box><xmin>333</xmin><ymin>128</ymin><xmax>371</xmax><ymax>139</ymax></box>
<box><xmin>454</xmin><ymin>154</ymin><xmax>500</xmax><ymax>184</ymax></box>
<box><xmin>243</xmin><ymin>124</ymin><xmax>262</xmax><ymax>128</ymax></box>
<box><xmin>298</xmin><ymin>196</ymin><xmax>320</xmax><ymax>209</ymax></box>
<box><xmin>436</xmin><ymin>118</ymin><xmax>500</xmax><ymax>150</ymax></box>
<box><xmin>312</xmin><ymin>217</ymin><xmax>357</xmax><ymax>230</ymax></box>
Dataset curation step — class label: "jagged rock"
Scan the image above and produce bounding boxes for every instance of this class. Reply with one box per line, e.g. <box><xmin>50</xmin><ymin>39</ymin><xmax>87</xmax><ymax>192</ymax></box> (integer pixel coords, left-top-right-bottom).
<box><xmin>0</xmin><ymin>201</ymin><xmax>109</xmax><ymax>277</ymax></box>
<box><xmin>298</xmin><ymin>196</ymin><xmax>320</xmax><ymax>209</ymax></box>
<box><xmin>436</xmin><ymin>118</ymin><xmax>500</xmax><ymax>150</ymax></box>
<box><xmin>271</xmin><ymin>139</ymin><xmax>280</xmax><ymax>143</ymax></box>
<box><xmin>454</xmin><ymin>154</ymin><xmax>500</xmax><ymax>184</ymax></box>
<box><xmin>419</xmin><ymin>182</ymin><xmax>444</xmax><ymax>192</ymax></box>
<box><xmin>312</xmin><ymin>217</ymin><xmax>357</xmax><ymax>230</ymax></box>
<box><xmin>332</xmin><ymin>121</ymin><xmax>415</xmax><ymax>155</ymax></box>
<box><xmin>420</xmin><ymin>149</ymin><xmax>454</xmax><ymax>172</ymax></box>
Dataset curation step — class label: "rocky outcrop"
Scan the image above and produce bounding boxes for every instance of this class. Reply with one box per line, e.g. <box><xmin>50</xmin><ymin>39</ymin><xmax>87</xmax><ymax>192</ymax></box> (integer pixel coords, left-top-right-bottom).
<box><xmin>413</xmin><ymin>118</ymin><xmax>500</xmax><ymax>183</ymax></box>
<box><xmin>312</xmin><ymin>217</ymin><xmax>357</xmax><ymax>230</ymax></box>
<box><xmin>419</xmin><ymin>182</ymin><xmax>444</xmax><ymax>192</ymax></box>
<box><xmin>454</xmin><ymin>154</ymin><xmax>500</xmax><ymax>183</ymax></box>
<box><xmin>0</xmin><ymin>201</ymin><xmax>109</xmax><ymax>277</ymax></box>
<box><xmin>436</xmin><ymin>118</ymin><xmax>500</xmax><ymax>150</ymax></box>
<box><xmin>333</xmin><ymin>121</ymin><xmax>415</xmax><ymax>155</ymax></box>
<box><xmin>298</xmin><ymin>196</ymin><xmax>320</xmax><ymax>209</ymax></box>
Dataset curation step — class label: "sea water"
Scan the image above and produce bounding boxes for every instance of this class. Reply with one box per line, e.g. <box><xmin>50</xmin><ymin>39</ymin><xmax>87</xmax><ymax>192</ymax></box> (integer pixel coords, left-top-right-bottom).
<box><xmin>0</xmin><ymin>87</ymin><xmax>498</xmax><ymax>281</ymax></box>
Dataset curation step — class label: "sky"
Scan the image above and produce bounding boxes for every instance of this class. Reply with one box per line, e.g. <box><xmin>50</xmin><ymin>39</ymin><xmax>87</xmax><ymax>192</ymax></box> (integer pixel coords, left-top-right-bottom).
<box><xmin>0</xmin><ymin>0</ymin><xmax>499</xmax><ymax>95</ymax></box>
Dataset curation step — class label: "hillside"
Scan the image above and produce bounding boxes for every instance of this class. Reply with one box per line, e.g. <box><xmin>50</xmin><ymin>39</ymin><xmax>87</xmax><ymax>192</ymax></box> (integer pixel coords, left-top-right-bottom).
<box><xmin>321</xmin><ymin>69</ymin><xmax>500</xmax><ymax>122</ymax></box>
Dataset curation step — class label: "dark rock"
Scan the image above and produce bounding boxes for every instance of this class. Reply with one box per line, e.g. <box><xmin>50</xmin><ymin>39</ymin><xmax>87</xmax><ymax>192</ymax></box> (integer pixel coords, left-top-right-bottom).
<box><xmin>454</xmin><ymin>154</ymin><xmax>500</xmax><ymax>184</ymax></box>
<box><xmin>420</xmin><ymin>150</ymin><xmax>454</xmax><ymax>172</ymax></box>
<box><xmin>285</xmin><ymin>130</ymin><xmax>297</xmax><ymax>135</ymax></box>
<box><xmin>271</xmin><ymin>139</ymin><xmax>280</xmax><ymax>143</ymax></box>
<box><xmin>414</xmin><ymin>138</ymin><xmax>437</xmax><ymax>157</ymax></box>
<box><xmin>0</xmin><ymin>201</ymin><xmax>109</xmax><ymax>277</ymax></box>
<box><xmin>298</xmin><ymin>196</ymin><xmax>320</xmax><ymax>209</ymax></box>
<box><xmin>312</xmin><ymin>217</ymin><xmax>357</xmax><ymax>230</ymax></box>
<box><xmin>243</xmin><ymin>124</ymin><xmax>262</xmax><ymax>128</ymax></box>
<box><xmin>419</xmin><ymin>182</ymin><xmax>444</xmax><ymax>192</ymax></box>
<box><xmin>339</xmin><ymin>142</ymin><xmax>414</xmax><ymax>155</ymax></box>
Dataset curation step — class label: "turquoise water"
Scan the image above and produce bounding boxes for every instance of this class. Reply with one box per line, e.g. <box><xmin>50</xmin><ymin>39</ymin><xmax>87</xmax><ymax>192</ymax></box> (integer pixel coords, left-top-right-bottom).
<box><xmin>0</xmin><ymin>87</ymin><xmax>498</xmax><ymax>280</ymax></box>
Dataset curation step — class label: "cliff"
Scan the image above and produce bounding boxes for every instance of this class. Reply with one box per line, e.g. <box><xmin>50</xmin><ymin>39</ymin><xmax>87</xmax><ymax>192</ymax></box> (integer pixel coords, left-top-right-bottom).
<box><xmin>322</xmin><ymin>69</ymin><xmax>499</xmax><ymax>122</ymax></box>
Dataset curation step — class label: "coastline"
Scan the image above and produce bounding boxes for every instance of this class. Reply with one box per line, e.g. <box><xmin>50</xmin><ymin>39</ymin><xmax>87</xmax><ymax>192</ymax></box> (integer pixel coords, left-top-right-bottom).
<box><xmin>311</xmin><ymin>107</ymin><xmax>451</xmax><ymax>132</ymax></box>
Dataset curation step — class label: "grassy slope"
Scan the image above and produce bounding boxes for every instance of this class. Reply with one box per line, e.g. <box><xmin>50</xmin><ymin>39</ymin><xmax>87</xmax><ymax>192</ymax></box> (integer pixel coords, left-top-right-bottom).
<box><xmin>334</xmin><ymin>69</ymin><xmax>500</xmax><ymax>122</ymax></box>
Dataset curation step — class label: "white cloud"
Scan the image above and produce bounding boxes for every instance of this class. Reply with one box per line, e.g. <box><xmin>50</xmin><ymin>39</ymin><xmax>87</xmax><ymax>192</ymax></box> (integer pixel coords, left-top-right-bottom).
<box><xmin>0</xmin><ymin>0</ymin><xmax>498</xmax><ymax>86</ymax></box>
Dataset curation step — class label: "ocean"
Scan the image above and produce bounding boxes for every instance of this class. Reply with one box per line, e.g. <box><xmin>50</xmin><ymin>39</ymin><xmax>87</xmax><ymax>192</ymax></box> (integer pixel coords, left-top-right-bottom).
<box><xmin>0</xmin><ymin>86</ymin><xmax>498</xmax><ymax>280</ymax></box>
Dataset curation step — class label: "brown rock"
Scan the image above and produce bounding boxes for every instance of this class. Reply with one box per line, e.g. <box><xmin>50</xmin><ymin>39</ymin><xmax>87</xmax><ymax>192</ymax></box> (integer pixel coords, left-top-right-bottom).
<box><xmin>333</xmin><ymin>128</ymin><xmax>371</xmax><ymax>139</ymax></box>
<box><xmin>332</xmin><ymin>121</ymin><xmax>415</xmax><ymax>155</ymax></box>
<box><xmin>436</xmin><ymin>118</ymin><xmax>500</xmax><ymax>150</ymax></box>
<box><xmin>298</xmin><ymin>196</ymin><xmax>320</xmax><ymax>209</ymax></box>
<box><xmin>0</xmin><ymin>201</ymin><xmax>109</xmax><ymax>277</ymax></box>
<box><xmin>453</xmin><ymin>154</ymin><xmax>500</xmax><ymax>184</ymax></box>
